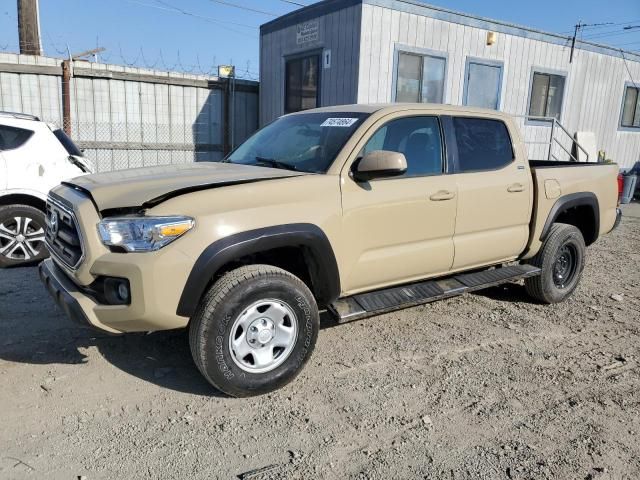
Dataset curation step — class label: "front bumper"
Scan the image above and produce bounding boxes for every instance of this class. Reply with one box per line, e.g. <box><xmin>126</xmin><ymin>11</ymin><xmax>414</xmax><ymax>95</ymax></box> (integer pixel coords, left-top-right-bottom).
<box><xmin>39</xmin><ymin>258</ymin><xmax>118</xmax><ymax>334</ymax></box>
<box><xmin>39</xmin><ymin>250</ymin><xmax>193</xmax><ymax>334</ymax></box>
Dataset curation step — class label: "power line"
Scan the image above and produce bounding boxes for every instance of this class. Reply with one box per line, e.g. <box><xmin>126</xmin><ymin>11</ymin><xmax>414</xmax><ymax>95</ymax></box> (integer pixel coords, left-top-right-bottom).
<box><xmin>620</xmin><ymin>50</ymin><xmax>638</xmax><ymax>89</ymax></box>
<box><xmin>121</xmin><ymin>0</ymin><xmax>259</xmax><ymax>38</ymax></box>
<box><xmin>152</xmin><ymin>0</ymin><xmax>256</xmax><ymax>29</ymax></box>
<box><xmin>558</xmin><ymin>19</ymin><xmax>640</xmax><ymax>35</ymax></box>
<box><xmin>277</xmin><ymin>0</ymin><xmax>308</xmax><ymax>6</ymax></box>
<box><xmin>583</xmin><ymin>29</ymin><xmax>640</xmax><ymax>41</ymax></box>
<box><xmin>205</xmin><ymin>0</ymin><xmax>278</xmax><ymax>17</ymax></box>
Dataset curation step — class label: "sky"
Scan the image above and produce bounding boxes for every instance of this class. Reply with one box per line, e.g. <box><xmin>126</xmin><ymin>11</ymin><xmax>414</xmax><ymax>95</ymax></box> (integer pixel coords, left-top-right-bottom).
<box><xmin>1</xmin><ymin>0</ymin><xmax>639</xmax><ymax>80</ymax></box>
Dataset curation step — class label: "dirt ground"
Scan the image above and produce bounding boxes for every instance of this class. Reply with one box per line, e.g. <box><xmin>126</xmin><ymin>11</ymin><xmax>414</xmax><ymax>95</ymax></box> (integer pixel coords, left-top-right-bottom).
<box><xmin>1</xmin><ymin>204</ymin><xmax>639</xmax><ymax>480</ymax></box>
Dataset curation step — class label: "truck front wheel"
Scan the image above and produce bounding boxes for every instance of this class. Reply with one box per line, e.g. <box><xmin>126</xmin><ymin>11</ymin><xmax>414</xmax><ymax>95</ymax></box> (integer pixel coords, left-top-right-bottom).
<box><xmin>188</xmin><ymin>264</ymin><xmax>319</xmax><ymax>397</ymax></box>
<box><xmin>524</xmin><ymin>223</ymin><xmax>586</xmax><ymax>304</ymax></box>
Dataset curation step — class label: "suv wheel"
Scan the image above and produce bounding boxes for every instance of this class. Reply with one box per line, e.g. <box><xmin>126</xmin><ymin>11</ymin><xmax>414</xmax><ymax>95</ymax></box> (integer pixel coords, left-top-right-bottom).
<box><xmin>189</xmin><ymin>265</ymin><xmax>319</xmax><ymax>397</ymax></box>
<box><xmin>0</xmin><ymin>204</ymin><xmax>48</xmax><ymax>268</ymax></box>
<box><xmin>524</xmin><ymin>223</ymin><xmax>586</xmax><ymax>304</ymax></box>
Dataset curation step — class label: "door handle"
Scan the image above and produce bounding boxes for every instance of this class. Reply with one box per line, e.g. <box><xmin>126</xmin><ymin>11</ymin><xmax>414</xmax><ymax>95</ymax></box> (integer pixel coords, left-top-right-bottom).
<box><xmin>507</xmin><ymin>183</ymin><xmax>525</xmax><ymax>193</ymax></box>
<box><xmin>429</xmin><ymin>190</ymin><xmax>456</xmax><ymax>201</ymax></box>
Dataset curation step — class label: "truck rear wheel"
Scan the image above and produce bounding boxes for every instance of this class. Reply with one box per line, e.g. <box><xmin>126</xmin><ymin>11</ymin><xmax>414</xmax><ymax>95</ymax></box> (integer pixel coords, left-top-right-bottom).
<box><xmin>524</xmin><ymin>223</ymin><xmax>586</xmax><ymax>304</ymax></box>
<box><xmin>0</xmin><ymin>204</ymin><xmax>48</xmax><ymax>268</ymax></box>
<box><xmin>189</xmin><ymin>264</ymin><xmax>319</xmax><ymax>397</ymax></box>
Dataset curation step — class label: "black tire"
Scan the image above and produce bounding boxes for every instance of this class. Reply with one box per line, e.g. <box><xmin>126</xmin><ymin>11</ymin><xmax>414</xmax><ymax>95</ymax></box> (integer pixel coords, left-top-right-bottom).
<box><xmin>189</xmin><ymin>264</ymin><xmax>319</xmax><ymax>397</ymax></box>
<box><xmin>524</xmin><ymin>223</ymin><xmax>586</xmax><ymax>304</ymax></box>
<box><xmin>0</xmin><ymin>204</ymin><xmax>49</xmax><ymax>268</ymax></box>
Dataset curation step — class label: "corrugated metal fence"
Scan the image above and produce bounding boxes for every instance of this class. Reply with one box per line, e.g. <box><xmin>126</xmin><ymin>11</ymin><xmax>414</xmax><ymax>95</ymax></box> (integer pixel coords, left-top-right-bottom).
<box><xmin>0</xmin><ymin>53</ymin><xmax>259</xmax><ymax>172</ymax></box>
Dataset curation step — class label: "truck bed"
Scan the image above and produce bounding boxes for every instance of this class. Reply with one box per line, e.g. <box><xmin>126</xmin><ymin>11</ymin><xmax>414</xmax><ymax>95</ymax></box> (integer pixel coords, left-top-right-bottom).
<box><xmin>523</xmin><ymin>160</ymin><xmax>619</xmax><ymax>259</ymax></box>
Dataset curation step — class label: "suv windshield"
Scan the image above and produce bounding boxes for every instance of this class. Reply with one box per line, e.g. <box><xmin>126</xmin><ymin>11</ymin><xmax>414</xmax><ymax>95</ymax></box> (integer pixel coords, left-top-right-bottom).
<box><xmin>226</xmin><ymin>112</ymin><xmax>369</xmax><ymax>173</ymax></box>
<box><xmin>53</xmin><ymin>128</ymin><xmax>83</xmax><ymax>157</ymax></box>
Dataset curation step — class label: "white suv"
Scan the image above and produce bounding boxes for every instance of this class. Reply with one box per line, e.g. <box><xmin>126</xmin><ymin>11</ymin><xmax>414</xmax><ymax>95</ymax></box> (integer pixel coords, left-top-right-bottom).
<box><xmin>0</xmin><ymin>112</ymin><xmax>94</xmax><ymax>267</ymax></box>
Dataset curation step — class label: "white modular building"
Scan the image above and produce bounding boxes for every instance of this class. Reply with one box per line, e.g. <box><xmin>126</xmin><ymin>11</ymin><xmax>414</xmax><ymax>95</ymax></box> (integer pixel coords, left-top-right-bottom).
<box><xmin>260</xmin><ymin>0</ymin><xmax>640</xmax><ymax>168</ymax></box>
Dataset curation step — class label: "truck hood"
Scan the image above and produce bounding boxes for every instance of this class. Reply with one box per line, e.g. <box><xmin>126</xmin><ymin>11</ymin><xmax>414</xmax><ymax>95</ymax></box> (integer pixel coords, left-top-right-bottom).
<box><xmin>64</xmin><ymin>162</ymin><xmax>307</xmax><ymax>211</ymax></box>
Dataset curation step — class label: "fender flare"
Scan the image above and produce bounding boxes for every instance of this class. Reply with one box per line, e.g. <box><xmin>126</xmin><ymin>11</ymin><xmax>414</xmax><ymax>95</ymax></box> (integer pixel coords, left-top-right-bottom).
<box><xmin>176</xmin><ymin>223</ymin><xmax>341</xmax><ymax>318</ymax></box>
<box><xmin>539</xmin><ymin>192</ymin><xmax>599</xmax><ymax>244</ymax></box>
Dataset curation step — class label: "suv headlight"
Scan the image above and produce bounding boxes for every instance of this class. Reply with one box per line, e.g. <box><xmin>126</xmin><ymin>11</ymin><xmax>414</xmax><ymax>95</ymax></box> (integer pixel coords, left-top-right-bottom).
<box><xmin>98</xmin><ymin>216</ymin><xmax>194</xmax><ymax>252</ymax></box>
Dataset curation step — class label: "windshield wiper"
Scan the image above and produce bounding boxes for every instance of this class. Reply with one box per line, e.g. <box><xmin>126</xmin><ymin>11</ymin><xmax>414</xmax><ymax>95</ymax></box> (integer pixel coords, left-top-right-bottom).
<box><xmin>254</xmin><ymin>157</ymin><xmax>299</xmax><ymax>172</ymax></box>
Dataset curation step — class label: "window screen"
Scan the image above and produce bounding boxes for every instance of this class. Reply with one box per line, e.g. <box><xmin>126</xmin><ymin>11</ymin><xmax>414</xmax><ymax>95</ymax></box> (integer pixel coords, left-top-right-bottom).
<box><xmin>528</xmin><ymin>72</ymin><xmax>566</xmax><ymax>120</ymax></box>
<box><xmin>0</xmin><ymin>125</ymin><xmax>33</xmax><ymax>151</ymax></box>
<box><xmin>360</xmin><ymin>116</ymin><xmax>443</xmax><ymax>177</ymax></box>
<box><xmin>465</xmin><ymin>62</ymin><xmax>502</xmax><ymax>109</ymax></box>
<box><xmin>621</xmin><ymin>86</ymin><xmax>640</xmax><ymax>128</ymax></box>
<box><xmin>285</xmin><ymin>54</ymin><xmax>320</xmax><ymax>114</ymax></box>
<box><xmin>396</xmin><ymin>52</ymin><xmax>446</xmax><ymax>104</ymax></box>
<box><xmin>453</xmin><ymin>117</ymin><xmax>513</xmax><ymax>172</ymax></box>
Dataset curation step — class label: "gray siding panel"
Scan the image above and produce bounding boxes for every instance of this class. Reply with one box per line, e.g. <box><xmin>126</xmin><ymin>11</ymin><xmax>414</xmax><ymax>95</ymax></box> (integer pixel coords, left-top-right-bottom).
<box><xmin>259</xmin><ymin>3</ymin><xmax>363</xmax><ymax>125</ymax></box>
<box><xmin>0</xmin><ymin>53</ymin><xmax>258</xmax><ymax>172</ymax></box>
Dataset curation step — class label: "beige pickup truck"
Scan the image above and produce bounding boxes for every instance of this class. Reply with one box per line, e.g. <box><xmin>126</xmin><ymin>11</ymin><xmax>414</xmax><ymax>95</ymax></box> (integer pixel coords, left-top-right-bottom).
<box><xmin>39</xmin><ymin>104</ymin><xmax>621</xmax><ymax>397</ymax></box>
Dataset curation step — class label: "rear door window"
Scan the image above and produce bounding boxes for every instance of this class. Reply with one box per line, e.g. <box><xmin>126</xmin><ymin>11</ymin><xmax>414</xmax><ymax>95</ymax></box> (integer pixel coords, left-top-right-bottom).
<box><xmin>0</xmin><ymin>125</ymin><xmax>33</xmax><ymax>150</ymax></box>
<box><xmin>452</xmin><ymin>117</ymin><xmax>513</xmax><ymax>172</ymax></box>
<box><xmin>360</xmin><ymin>116</ymin><xmax>444</xmax><ymax>177</ymax></box>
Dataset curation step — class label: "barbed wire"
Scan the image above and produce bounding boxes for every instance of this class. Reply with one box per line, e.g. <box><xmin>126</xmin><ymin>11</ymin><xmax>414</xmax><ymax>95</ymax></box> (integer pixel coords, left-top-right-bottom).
<box><xmin>0</xmin><ymin>39</ymin><xmax>260</xmax><ymax>79</ymax></box>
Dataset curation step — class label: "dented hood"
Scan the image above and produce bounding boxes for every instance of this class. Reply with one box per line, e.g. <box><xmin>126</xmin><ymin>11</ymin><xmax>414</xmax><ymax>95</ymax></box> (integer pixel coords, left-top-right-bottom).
<box><xmin>65</xmin><ymin>162</ymin><xmax>306</xmax><ymax>211</ymax></box>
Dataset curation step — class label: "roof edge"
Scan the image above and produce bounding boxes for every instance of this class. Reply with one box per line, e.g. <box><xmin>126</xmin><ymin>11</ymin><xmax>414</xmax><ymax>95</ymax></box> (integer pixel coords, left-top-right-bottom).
<box><xmin>259</xmin><ymin>0</ymin><xmax>640</xmax><ymax>62</ymax></box>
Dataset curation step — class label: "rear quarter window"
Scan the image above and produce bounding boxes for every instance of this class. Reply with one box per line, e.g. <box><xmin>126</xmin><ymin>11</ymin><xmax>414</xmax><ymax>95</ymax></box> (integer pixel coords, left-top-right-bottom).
<box><xmin>453</xmin><ymin>117</ymin><xmax>514</xmax><ymax>172</ymax></box>
<box><xmin>0</xmin><ymin>125</ymin><xmax>33</xmax><ymax>151</ymax></box>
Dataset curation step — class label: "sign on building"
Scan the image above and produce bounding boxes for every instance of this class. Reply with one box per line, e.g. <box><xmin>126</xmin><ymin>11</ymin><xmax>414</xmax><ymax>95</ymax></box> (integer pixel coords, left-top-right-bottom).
<box><xmin>296</xmin><ymin>20</ymin><xmax>319</xmax><ymax>45</ymax></box>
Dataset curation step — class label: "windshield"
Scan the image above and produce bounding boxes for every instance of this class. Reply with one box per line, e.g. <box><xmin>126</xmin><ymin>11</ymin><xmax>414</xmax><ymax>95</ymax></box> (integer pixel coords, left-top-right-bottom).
<box><xmin>226</xmin><ymin>112</ymin><xmax>369</xmax><ymax>173</ymax></box>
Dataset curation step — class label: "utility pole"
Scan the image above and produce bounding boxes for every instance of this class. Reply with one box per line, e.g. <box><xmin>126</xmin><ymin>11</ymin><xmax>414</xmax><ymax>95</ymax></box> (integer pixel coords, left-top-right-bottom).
<box><xmin>17</xmin><ymin>0</ymin><xmax>42</xmax><ymax>55</ymax></box>
<box><xmin>570</xmin><ymin>21</ymin><xmax>585</xmax><ymax>63</ymax></box>
<box><xmin>570</xmin><ymin>21</ymin><xmax>614</xmax><ymax>63</ymax></box>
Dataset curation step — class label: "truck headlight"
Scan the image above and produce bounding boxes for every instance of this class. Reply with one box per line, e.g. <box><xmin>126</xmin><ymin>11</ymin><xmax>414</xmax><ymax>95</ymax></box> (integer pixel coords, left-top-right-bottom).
<box><xmin>97</xmin><ymin>216</ymin><xmax>194</xmax><ymax>252</ymax></box>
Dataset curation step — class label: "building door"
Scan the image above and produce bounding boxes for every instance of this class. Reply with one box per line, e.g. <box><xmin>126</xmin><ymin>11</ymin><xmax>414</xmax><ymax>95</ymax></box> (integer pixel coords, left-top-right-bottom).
<box><xmin>463</xmin><ymin>60</ymin><xmax>503</xmax><ymax>110</ymax></box>
<box><xmin>285</xmin><ymin>54</ymin><xmax>320</xmax><ymax>114</ymax></box>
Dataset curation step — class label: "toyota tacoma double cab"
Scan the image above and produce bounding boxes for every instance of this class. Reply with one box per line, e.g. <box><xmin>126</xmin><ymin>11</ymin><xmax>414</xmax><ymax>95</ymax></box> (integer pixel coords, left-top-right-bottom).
<box><xmin>39</xmin><ymin>104</ymin><xmax>622</xmax><ymax>397</ymax></box>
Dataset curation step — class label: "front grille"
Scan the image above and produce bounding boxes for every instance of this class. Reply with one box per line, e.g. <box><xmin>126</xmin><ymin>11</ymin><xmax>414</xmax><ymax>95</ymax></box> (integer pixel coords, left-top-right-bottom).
<box><xmin>45</xmin><ymin>197</ymin><xmax>84</xmax><ymax>269</ymax></box>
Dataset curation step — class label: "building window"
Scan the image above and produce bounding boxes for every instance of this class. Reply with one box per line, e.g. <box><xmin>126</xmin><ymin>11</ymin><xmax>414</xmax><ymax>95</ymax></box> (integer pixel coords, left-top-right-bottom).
<box><xmin>452</xmin><ymin>117</ymin><xmax>514</xmax><ymax>173</ymax></box>
<box><xmin>395</xmin><ymin>51</ymin><xmax>446</xmax><ymax>104</ymax></box>
<box><xmin>528</xmin><ymin>71</ymin><xmax>566</xmax><ymax>120</ymax></box>
<box><xmin>285</xmin><ymin>54</ymin><xmax>320</xmax><ymax>114</ymax></box>
<box><xmin>464</xmin><ymin>59</ymin><xmax>503</xmax><ymax>110</ymax></box>
<box><xmin>621</xmin><ymin>85</ymin><xmax>640</xmax><ymax>129</ymax></box>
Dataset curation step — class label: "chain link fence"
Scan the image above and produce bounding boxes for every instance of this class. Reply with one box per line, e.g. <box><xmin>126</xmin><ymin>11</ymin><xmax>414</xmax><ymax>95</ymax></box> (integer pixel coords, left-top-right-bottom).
<box><xmin>0</xmin><ymin>53</ymin><xmax>259</xmax><ymax>172</ymax></box>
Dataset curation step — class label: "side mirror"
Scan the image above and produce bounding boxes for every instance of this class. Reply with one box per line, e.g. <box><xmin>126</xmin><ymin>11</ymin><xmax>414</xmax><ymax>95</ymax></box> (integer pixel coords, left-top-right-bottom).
<box><xmin>352</xmin><ymin>150</ymin><xmax>407</xmax><ymax>182</ymax></box>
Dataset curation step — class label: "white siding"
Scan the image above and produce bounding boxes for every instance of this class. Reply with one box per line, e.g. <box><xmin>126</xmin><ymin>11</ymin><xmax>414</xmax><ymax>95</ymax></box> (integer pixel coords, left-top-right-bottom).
<box><xmin>357</xmin><ymin>3</ymin><xmax>640</xmax><ymax>168</ymax></box>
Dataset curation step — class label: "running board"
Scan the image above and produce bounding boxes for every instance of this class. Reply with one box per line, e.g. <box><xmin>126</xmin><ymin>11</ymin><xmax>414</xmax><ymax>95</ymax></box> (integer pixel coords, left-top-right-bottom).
<box><xmin>329</xmin><ymin>264</ymin><xmax>541</xmax><ymax>324</ymax></box>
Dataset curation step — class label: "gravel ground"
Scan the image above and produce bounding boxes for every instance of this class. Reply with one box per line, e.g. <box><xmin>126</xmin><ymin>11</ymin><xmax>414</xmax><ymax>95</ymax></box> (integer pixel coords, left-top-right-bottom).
<box><xmin>1</xmin><ymin>204</ymin><xmax>639</xmax><ymax>480</ymax></box>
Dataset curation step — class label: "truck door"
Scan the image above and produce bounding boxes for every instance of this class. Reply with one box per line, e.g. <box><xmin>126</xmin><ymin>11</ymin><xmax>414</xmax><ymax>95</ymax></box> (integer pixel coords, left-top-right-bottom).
<box><xmin>445</xmin><ymin>116</ymin><xmax>532</xmax><ymax>270</ymax></box>
<box><xmin>340</xmin><ymin>115</ymin><xmax>457</xmax><ymax>294</ymax></box>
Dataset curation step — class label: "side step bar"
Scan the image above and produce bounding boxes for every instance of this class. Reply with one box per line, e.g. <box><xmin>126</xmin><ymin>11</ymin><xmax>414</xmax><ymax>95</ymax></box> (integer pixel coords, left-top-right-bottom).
<box><xmin>328</xmin><ymin>264</ymin><xmax>541</xmax><ymax>324</ymax></box>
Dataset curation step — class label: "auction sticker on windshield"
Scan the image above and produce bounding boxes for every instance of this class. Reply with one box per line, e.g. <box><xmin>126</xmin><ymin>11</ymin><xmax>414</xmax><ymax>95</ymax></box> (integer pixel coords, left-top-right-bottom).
<box><xmin>320</xmin><ymin>118</ymin><xmax>359</xmax><ymax>127</ymax></box>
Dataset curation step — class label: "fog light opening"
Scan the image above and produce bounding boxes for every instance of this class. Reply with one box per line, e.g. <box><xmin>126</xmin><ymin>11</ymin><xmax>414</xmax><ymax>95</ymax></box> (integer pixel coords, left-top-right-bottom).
<box><xmin>103</xmin><ymin>277</ymin><xmax>131</xmax><ymax>305</ymax></box>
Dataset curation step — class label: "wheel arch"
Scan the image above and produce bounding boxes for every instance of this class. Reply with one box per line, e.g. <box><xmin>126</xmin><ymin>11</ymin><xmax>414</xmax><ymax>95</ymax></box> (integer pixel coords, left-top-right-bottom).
<box><xmin>176</xmin><ymin>223</ymin><xmax>341</xmax><ymax>318</ymax></box>
<box><xmin>540</xmin><ymin>192</ymin><xmax>599</xmax><ymax>246</ymax></box>
<box><xmin>0</xmin><ymin>192</ymin><xmax>47</xmax><ymax>212</ymax></box>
